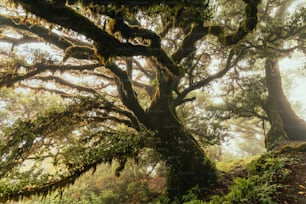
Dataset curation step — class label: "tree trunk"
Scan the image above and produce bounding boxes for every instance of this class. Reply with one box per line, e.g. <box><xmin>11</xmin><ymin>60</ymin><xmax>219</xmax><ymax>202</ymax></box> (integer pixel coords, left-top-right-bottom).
<box><xmin>265</xmin><ymin>57</ymin><xmax>306</xmax><ymax>150</ymax></box>
<box><xmin>152</xmin><ymin>111</ymin><xmax>217</xmax><ymax>198</ymax></box>
<box><xmin>146</xmin><ymin>78</ymin><xmax>217</xmax><ymax>198</ymax></box>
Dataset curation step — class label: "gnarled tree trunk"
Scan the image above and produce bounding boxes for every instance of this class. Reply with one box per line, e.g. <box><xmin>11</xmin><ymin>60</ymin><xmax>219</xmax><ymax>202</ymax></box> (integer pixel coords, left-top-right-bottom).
<box><xmin>265</xmin><ymin>57</ymin><xmax>306</xmax><ymax>150</ymax></box>
<box><xmin>149</xmin><ymin>110</ymin><xmax>217</xmax><ymax>198</ymax></box>
<box><xmin>146</xmin><ymin>75</ymin><xmax>217</xmax><ymax>198</ymax></box>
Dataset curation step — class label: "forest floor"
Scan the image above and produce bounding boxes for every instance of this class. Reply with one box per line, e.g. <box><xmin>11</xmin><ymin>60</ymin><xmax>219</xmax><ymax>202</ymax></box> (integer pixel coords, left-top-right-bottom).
<box><xmin>277</xmin><ymin>144</ymin><xmax>306</xmax><ymax>204</ymax></box>
<box><xmin>205</xmin><ymin>141</ymin><xmax>306</xmax><ymax>204</ymax></box>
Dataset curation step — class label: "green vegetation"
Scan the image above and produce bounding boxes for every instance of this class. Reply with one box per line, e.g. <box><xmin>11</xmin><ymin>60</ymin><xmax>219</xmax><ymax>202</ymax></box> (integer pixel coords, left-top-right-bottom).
<box><xmin>216</xmin><ymin>155</ymin><xmax>260</xmax><ymax>173</ymax></box>
<box><xmin>213</xmin><ymin>156</ymin><xmax>292</xmax><ymax>204</ymax></box>
<box><xmin>0</xmin><ymin>0</ymin><xmax>306</xmax><ymax>203</ymax></box>
<box><xmin>4</xmin><ymin>143</ymin><xmax>306</xmax><ymax>203</ymax></box>
<box><xmin>9</xmin><ymin>160</ymin><xmax>165</xmax><ymax>204</ymax></box>
<box><xmin>180</xmin><ymin>152</ymin><xmax>293</xmax><ymax>204</ymax></box>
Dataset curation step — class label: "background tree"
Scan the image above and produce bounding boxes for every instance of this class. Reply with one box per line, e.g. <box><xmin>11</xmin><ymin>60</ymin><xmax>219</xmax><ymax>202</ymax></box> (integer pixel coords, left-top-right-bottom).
<box><xmin>263</xmin><ymin>2</ymin><xmax>306</xmax><ymax>149</ymax></box>
<box><xmin>204</xmin><ymin>0</ymin><xmax>306</xmax><ymax>150</ymax></box>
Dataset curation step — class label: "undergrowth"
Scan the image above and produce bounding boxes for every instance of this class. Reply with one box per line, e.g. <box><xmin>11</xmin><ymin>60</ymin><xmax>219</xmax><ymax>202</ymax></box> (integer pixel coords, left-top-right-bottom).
<box><xmin>180</xmin><ymin>152</ymin><xmax>294</xmax><ymax>204</ymax></box>
<box><xmin>211</xmin><ymin>154</ymin><xmax>293</xmax><ymax>203</ymax></box>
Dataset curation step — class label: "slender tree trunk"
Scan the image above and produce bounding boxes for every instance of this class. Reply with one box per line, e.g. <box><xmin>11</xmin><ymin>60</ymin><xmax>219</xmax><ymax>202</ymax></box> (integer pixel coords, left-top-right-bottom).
<box><xmin>265</xmin><ymin>57</ymin><xmax>306</xmax><ymax>150</ymax></box>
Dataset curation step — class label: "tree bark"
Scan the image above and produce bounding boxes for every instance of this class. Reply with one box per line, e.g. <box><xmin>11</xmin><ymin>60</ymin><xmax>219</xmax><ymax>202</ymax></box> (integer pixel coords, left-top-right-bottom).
<box><xmin>150</xmin><ymin>111</ymin><xmax>217</xmax><ymax>198</ymax></box>
<box><xmin>145</xmin><ymin>79</ymin><xmax>217</xmax><ymax>198</ymax></box>
<box><xmin>265</xmin><ymin>57</ymin><xmax>306</xmax><ymax>150</ymax></box>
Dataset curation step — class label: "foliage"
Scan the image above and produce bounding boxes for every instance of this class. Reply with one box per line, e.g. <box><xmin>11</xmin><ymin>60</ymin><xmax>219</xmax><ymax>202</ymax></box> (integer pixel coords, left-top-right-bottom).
<box><xmin>177</xmin><ymin>91</ymin><xmax>229</xmax><ymax>145</ymax></box>
<box><xmin>0</xmin><ymin>88</ymin><xmax>64</xmax><ymax>128</ymax></box>
<box><xmin>207</xmin><ymin>153</ymin><xmax>294</xmax><ymax>204</ymax></box>
<box><xmin>0</xmin><ymin>0</ymin><xmax>305</xmax><ymax>201</ymax></box>
<box><xmin>10</xmin><ymin>159</ymin><xmax>165</xmax><ymax>204</ymax></box>
<box><xmin>150</xmin><ymin>185</ymin><xmax>202</xmax><ymax>204</ymax></box>
<box><xmin>225</xmin><ymin>76</ymin><xmax>267</xmax><ymax>119</ymax></box>
<box><xmin>0</xmin><ymin>95</ymin><xmax>154</xmax><ymax>202</ymax></box>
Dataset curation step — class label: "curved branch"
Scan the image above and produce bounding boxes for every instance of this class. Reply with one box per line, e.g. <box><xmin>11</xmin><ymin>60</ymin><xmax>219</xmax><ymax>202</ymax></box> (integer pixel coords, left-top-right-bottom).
<box><xmin>0</xmin><ymin>63</ymin><xmax>100</xmax><ymax>88</ymax></box>
<box><xmin>13</xmin><ymin>0</ymin><xmax>182</xmax><ymax>76</ymax></box>
<box><xmin>106</xmin><ymin>63</ymin><xmax>147</xmax><ymax>124</ymax></box>
<box><xmin>19</xmin><ymin>84</ymin><xmax>73</xmax><ymax>98</ymax></box>
<box><xmin>0</xmin><ymin>14</ymin><xmax>71</xmax><ymax>50</ymax></box>
<box><xmin>1</xmin><ymin>14</ymin><xmax>98</xmax><ymax>62</ymax></box>
<box><xmin>63</xmin><ymin>45</ymin><xmax>98</xmax><ymax>61</ymax></box>
<box><xmin>0</xmin><ymin>98</ymin><xmax>100</xmax><ymax>178</ymax></box>
<box><xmin>172</xmin><ymin>25</ymin><xmax>209</xmax><ymax>63</ymax></box>
<box><xmin>174</xmin><ymin>49</ymin><xmax>235</xmax><ymax>106</ymax></box>
<box><xmin>104</xmin><ymin>12</ymin><xmax>161</xmax><ymax>48</ymax></box>
<box><xmin>0</xmin><ymin>126</ymin><xmax>147</xmax><ymax>202</ymax></box>
<box><xmin>172</xmin><ymin>0</ymin><xmax>261</xmax><ymax>63</ymax></box>
<box><xmin>0</xmin><ymin>160</ymin><xmax>101</xmax><ymax>202</ymax></box>
<box><xmin>33</xmin><ymin>75</ymin><xmax>100</xmax><ymax>95</ymax></box>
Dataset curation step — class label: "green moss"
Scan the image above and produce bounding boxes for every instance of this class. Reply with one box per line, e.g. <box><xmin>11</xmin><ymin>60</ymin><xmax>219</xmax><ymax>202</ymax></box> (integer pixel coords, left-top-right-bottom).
<box><xmin>295</xmin><ymin>143</ymin><xmax>306</xmax><ymax>152</ymax></box>
<box><xmin>216</xmin><ymin>155</ymin><xmax>260</xmax><ymax>172</ymax></box>
<box><xmin>279</xmin><ymin>142</ymin><xmax>306</xmax><ymax>153</ymax></box>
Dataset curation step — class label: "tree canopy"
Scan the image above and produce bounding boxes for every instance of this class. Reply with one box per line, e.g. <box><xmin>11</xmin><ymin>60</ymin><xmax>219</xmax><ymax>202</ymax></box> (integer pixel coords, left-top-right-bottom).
<box><xmin>0</xmin><ymin>0</ymin><xmax>305</xmax><ymax>202</ymax></box>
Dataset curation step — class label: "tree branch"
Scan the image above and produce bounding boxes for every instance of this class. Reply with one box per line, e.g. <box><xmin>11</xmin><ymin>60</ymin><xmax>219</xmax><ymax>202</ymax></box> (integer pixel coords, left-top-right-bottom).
<box><xmin>174</xmin><ymin>49</ymin><xmax>235</xmax><ymax>106</ymax></box>
<box><xmin>1</xmin><ymin>14</ymin><xmax>99</xmax><ymax>62</ymax></box>
<box><xmin>19</xmin><ymin>84</ymin><xmax>73</xmax><ymax>98</ymax></box>
<box><xmin>0</xmin><ymin>14</ymin><xmax>70</xmax><ymax>50</ymax></box>
<box><xmin>33</xmin><ymin>75</ymin><xmax>100</xmax><ymax>95</ymax></box>
<box><xmin>110</xmin><ymin>106</ymin><xmax>140</xmax><ymax>129</ymax></box>
<box><xmin>172</xmin><ymin>0</ymin><xmax>261</xmax><ymax>63</ymax></box>
<box><xmin>14</xmin><ymin>0</ymin><xmax>182</xmax><ymax>76</ymax></box>
<box><xmin>0</xmin><ymin>63</ymin><xmax>100</xmax><ymax>88</ymax></box>
<box><xmin>106</xmin><ymin>63</ymin><xmax>147</xmax><ymax>124</ymax></box>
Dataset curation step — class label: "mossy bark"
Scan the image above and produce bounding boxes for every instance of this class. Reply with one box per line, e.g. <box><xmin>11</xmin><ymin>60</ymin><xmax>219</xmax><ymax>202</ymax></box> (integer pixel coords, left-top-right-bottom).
<box><xmin>146</xmin><ymin>87</ymin><xmax>217</xmax><ymax>197</ymax></box>
<box><xmin>149</xmin><ymin>112</ymin><xmax>217</xmax><ymax>198</ymax></box>
<box><xmin>159</xmin><ymin>128</ymin><xmax>217</xmax><ymax>198</ymax></box>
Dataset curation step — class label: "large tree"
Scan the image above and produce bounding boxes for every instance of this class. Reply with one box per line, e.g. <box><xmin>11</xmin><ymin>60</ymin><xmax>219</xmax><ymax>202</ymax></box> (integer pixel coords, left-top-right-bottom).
<box><xmin>263</xmin><ymin>1</ymin><xmax>306</xmax><ymax>149</ymax></box>
<box><xmin>0</xmin><ymin>0</ymin><xmax>286</xmax><ymax>201</ymax></box>
<box><xmin>202</xmin><ymin>0</ymin><xmax>306</xmax><ymax>150</ymax></box>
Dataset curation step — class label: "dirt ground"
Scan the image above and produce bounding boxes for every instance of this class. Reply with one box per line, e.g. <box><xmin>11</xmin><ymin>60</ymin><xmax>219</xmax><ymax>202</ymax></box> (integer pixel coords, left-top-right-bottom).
<box><xmin>278</xmin><ymin>150</ymin><xmax>306</xmax><ymax>204</ymax></box>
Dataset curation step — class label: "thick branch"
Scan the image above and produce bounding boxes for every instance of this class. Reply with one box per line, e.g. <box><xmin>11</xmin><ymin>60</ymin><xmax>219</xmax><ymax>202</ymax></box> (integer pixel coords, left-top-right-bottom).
<box><xmin>106</xmin><ymin>63</ymin><xmax>147</xmax><ymax>123</ymax></box>
<box><xmin>14</xmin><ymin>0</ymin><xmax>181</xmax><ymax>76</ymax></box>
<box><xmin>172</xmin><ymin>25</ymin><xmax>209</xmax><ymax>63</ymax></box>
<box><xmin>104</xmin><ymin>12</ymin><xmax>161</xmax><ymax>48</ymax></box>
<box><xmin>0</xmin><ymin>14</ymin><xmax>97</xmax><ymax>61</ymax></box>
<box><xmin>172</xmin><ymin>0</ymin><xmax>261</xmax><ymax>63</ymax></box>
<box><xmin>0</xmin><ymin>14</ymin><xmax>71</xmax><ymax>50</ymax></box>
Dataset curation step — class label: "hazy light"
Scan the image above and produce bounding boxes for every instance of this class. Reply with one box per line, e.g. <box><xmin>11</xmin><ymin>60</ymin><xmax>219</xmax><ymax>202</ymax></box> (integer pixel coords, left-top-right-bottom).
<box><xmin>279</xmin><ymin>52</ymin><xmax>306</xmax><ymax>120</ymax></box>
